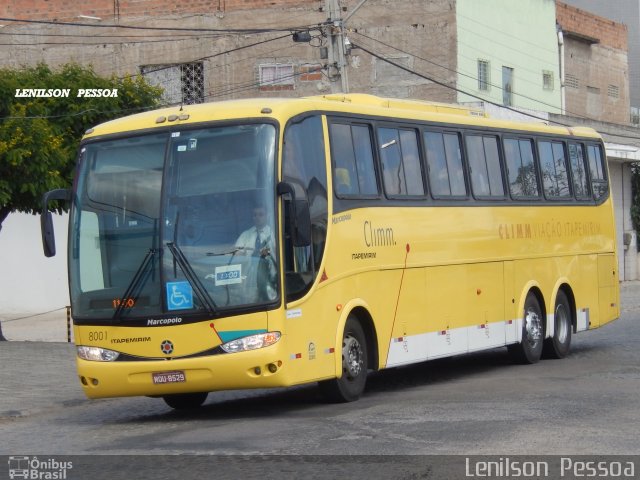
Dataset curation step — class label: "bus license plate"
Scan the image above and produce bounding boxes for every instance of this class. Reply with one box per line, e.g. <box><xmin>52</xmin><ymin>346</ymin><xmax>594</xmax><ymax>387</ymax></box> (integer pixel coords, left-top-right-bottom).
<box><xmin>152</xmin><ymin>371</ymin><xmax>186</xmax><ymax>384</ymax></box>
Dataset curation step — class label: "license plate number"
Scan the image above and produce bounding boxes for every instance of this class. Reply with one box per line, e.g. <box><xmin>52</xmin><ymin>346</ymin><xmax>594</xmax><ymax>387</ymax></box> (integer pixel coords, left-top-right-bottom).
<box><xmin>152</xmin><ymin>371</ymin><xmax>186</xmax><ymax>384</ymax></box>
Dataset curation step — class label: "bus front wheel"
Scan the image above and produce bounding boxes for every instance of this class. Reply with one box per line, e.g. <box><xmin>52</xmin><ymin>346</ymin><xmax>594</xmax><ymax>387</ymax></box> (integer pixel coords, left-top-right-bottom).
<box><xmin>508</xmin><ymin>292</ymin><xmax>544</xmax><ymax>364</ymax></box>
<box><xmin>543</xmin><ymin>290</ymin><xmax>572</xmax><ymax>359</ymax></box>
<box><xmin>319</xmin><ymin>317</ymin><xmax>368</xmax><ymax>402</ymax></box>
<box><xmin>163</xmin><ymin>392</ymin><xmax>208</xmax><ymax>410</ymax></box>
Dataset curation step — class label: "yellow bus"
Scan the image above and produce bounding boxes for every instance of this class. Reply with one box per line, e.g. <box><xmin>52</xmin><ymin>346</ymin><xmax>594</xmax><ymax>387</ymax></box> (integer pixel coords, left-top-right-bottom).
<box><xmin>41</xmin><ymin>94</ymin><xmax>619</xmax><ymax>408</ymax></box>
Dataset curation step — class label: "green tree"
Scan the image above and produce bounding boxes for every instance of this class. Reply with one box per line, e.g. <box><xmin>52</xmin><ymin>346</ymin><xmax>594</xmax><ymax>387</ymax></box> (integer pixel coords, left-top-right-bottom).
<box><xmin>0</xmin><ymin>62</ymin><xmax>163</xmax><ymax>231</ymax></box>
<box><xmin>0</xmin><ymin>63</ymin><xmax>161</xmax><ymax>340</ymax></box>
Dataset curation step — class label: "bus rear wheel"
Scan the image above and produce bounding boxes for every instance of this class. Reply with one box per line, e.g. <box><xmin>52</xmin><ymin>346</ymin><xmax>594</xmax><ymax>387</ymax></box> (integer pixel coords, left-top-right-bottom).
<box><xmin>543</xmin><ymin>290</ymin><xmax>572</xmax><ymax>359</ymax></box>
<box><xmin>319</xmin><ymin>317</ymin><xmax>368</xmax><ymax>403</ymax></box>
<box><xmin>508</xmin><ymin>292</ymin><xmax>544</xmax><ymax>364</ymax></box>
<box><xmin>163</xmin><ymin>392</ymin><xmax>208</xmax><ymax>410</ymax></box>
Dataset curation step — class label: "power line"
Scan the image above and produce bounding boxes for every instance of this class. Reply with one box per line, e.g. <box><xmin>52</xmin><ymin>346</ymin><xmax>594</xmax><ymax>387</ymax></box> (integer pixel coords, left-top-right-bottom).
<box><xmin>0</xmin><ymin>37</ymin><xmax>230</xmax><ymax>46</ymax></box>
<box><xmin>120</xmin><ymin>32</ymin><xmax>293</xmax><ymax>81</ymax></box>
<box><xmin>352</xmin><ymin>31</ymin><xmax>566</xmax><ymax>115</ymax></box>
<box><xmin>456</xmin><ymin>12</ymin><xmax>560</xmax><ymax>57</ymax></box>
<box><xmin>352</xmin><ymin>32</ymin><xmax>640</xmax><ymax>138</ymax></box>
<box><xmin>352</xmin><ymin>42</ymin><xmax>572</xmax><ymax>127</ymax></box>
<box><xmin>353</xmin><ymin>42</ymin><xmax>640</xmax><ymax>141</ymax></box>
<box><xmin>0</xmin><ymin>31</ymin><xmax>225</xmax><ymax>39</ymax></box>
<box><xmin>0</xmin><ymin>16</ymin><xmax>317</xmax><ymax>34</ymax></box>
<box><xmin>203</xmin><ymin>65</ymin><xmax>323</xmax><ymax>100</ymax></box>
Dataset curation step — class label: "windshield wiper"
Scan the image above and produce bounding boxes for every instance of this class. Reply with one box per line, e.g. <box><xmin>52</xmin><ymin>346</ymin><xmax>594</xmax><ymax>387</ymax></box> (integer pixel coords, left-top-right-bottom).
<box><xmin>166</xmin><ymin>242</ymin><xmax>218</xmax><ymax>316</ymax></box>
<box><xmin>113</xmin><ymin>248</ymin><xmax>158</xmax><ymax>321</ymax></box>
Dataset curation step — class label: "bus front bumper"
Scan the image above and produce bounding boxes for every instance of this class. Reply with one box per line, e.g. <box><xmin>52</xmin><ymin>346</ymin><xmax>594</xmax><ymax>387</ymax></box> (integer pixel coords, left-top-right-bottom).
<box><xmin>76</xmin><ymin>343</ymin><xmax>291</xmax><ymax>399</ymax></box>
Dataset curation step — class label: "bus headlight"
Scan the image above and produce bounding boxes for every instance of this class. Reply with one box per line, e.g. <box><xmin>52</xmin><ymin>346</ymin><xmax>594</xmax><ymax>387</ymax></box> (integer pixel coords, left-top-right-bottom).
<box><xmin>77</xmin><ymin>346</ymin><xmax>120</xmax><ymax>362</ymax></box>
<box><xmin>220</xmin><ymin>332</ymin><xmax>281</xmax><ymax>353</ymax></box>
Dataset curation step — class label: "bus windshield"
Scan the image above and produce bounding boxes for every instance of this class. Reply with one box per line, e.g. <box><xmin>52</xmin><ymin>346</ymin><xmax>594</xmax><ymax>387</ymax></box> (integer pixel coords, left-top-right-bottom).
<box><xmin>69</xmin><ymin>123</ymin><xmax>278</xmax><ymax>322</ymax></box>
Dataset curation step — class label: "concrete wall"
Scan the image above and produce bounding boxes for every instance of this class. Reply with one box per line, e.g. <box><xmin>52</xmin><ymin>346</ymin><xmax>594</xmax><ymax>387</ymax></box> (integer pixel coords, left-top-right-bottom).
<box><xmin>560</xmin><ymin>0</ymin><xmax>640</xmax><ymax>111</ymax></box>
<box><xmin>608</xmin><ymin>161</ymin><xmax>638</xmax><ymax>281</ymax></box>
<box><xmin>556</xmin><ymin>2</ymin><xmax>630</xmax><ymax>124</ymax></box>
<box><xmin>456</xmin><ymin>0</ymin><xmax>561</xmax><ymax>112</ymax></box>
<box><xmin>0</xmin><ymin>0</ymin><xmax>318</xmax><ymax>20</ymax></box>
<box><xmin>0</xmin><ymin>213</ymin><xmax>69</xmax><ymax>315</ymax></box>
<box><xmin>0</xmin><ymin>0</ymin><xmax>458</xmax><ymax>103</ymax></box>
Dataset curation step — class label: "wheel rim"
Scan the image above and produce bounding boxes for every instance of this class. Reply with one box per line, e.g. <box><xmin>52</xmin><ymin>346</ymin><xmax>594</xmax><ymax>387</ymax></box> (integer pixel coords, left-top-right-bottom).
<box><xmin>555</xmin><ymin>303</ymin><xmax>569</xmax><ymax>344</ymax></box>
<box><xmin>342</xmin><ymin>333</ymin><xmax>364</xmax><ymax>380</ymax></box>
<box><xmin>524</xmin><ymin>307</ymin><xmax>542</xmax><ymax>348</ymax></box>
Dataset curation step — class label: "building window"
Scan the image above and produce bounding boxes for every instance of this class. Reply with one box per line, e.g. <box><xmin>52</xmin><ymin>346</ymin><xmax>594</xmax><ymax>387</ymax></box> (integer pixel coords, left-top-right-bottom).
<box><xmin>180</xmin><ymin>63</ymin><xmax>205</xmax><ymax>104</ymax></box>
<box><xmin>587</xmin><ymin>86</ymin><xmax>601</xmax><ymax>95</ymax></box>
<box><xmin>502</xmin><ymin>66</ymin><xmax>514</xmax><ymax>107</ymax></box>
<box><xmin>141</xmin><ymin>62</ymin><xmax>204</xmax><ymax>105</ymax></box>
<box><xmin>608</xmin><ymin>84</ymin><xmax>620</xmax><ymax>99</ymax></box>
<box><xmin>259</xmin><ymin>64</ymin><xmax>295</xmax><ymax>91</ymax></box>
<box><xmin>542</xmin><ymin>71</ymin><xmax>554</xmax><ymax>91</ymax></box>
<box><xmin>565</xmin><ymin>74</ymin><xmax>579</xmax><ymax>89</ymax></box>
<box><xmin>477</xmin><ymin>59</ymin><xmax>490</xmax><ymax>91</ymax></box>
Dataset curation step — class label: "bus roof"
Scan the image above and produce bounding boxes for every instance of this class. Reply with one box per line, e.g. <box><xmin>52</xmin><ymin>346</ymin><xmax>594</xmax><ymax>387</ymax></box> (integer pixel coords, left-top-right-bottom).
<box><xmin>83</xmin><ymin>93</ymin><xmax>601</xmax><ymax>140</ymax></box>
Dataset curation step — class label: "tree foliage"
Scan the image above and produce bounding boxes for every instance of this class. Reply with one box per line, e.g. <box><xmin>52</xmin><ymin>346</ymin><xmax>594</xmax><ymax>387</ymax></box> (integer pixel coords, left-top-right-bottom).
<box><xmin>0</xmin><ymin>63</ymin><xmax>162</xmax><ymax>230</ymax></box>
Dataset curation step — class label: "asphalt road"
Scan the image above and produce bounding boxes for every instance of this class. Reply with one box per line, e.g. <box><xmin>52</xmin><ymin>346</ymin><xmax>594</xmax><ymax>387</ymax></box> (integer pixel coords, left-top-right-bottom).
<box><xmin>1</xmin><ymin>283</ymin><xmax>640</xmax><ymax>478</ymax></box>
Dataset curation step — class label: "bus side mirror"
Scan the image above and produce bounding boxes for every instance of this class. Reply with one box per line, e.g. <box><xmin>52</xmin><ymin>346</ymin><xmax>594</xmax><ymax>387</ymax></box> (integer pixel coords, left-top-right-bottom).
<box><xmin>277</xmin><ymin>182</ymin><xmax>311</xmax><ymax>247</ymax></box>
<box><xmin>41</xmin><ymin>188</ymin><xmax>71</xmax><ymax>257</ymax></box>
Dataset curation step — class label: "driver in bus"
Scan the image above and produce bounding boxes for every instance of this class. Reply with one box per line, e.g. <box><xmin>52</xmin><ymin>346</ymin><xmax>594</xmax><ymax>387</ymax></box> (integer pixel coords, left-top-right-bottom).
<box><xmin>234</xmin><ymin>204</ymin><xmax>277</xmax><ymax>301</ymax></box>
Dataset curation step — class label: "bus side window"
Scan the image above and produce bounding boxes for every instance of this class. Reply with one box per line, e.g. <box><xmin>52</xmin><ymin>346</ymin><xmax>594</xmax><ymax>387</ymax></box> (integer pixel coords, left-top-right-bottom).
<box><xmin>539</xmin><ymin>140</ymin><xmax>571</xmax><ymax>199</ymax></box>
<box><xmin>568</xmin><ymin>143</ymin><xmax>590</xmax><ymax>200</ymax></box>
<box><xmin>329</xmin><ymin>123</ymin><xmax>378</xmax><ymax>196</ymax></box>
<box><xmin>504</xmin><ymin>138</ymin><xmax>539</xmax><ymax>199</ymax></box>
<box><xmin>587</xmin><ymin>144</ymin><xmax>608</xmax><ymax>201</ymax></box>
<box><xmin>423</xmin><ymin>131</ymin><xmax>466</xmax><ymax>197</ymax></box>
<box><xmin>377</xmin><ymin>127</ymin><xmax>424</xmax><ymax>197</ymax></box>
<box><xmin>466</xmin><ymin>134</ymin><xmax>504</xmax><ymax>198</ymax></box>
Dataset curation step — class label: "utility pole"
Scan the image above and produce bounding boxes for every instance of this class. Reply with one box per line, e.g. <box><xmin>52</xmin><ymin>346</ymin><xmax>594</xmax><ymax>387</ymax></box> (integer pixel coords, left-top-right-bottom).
<box><xmin>323</xmin><ymin>0</ymin><xmax>369</xmax><ymax>93</ymax></box>
<box><xmin>324</xmin><ymin>0</ymin><xmax>349</xmax><ymax>93</ymax></box>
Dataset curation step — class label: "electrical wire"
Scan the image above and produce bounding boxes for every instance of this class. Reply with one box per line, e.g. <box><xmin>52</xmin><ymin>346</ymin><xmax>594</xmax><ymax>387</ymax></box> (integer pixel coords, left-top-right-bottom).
<box><xmin>0</xmin><ymin>16</ymin><xmax>318</xmax><ymax>34</ymax></box>
<box><xmin>116</xmin><ymin>32</ymin><xmax>294</xmax><ymax>81</ymax></box>
<box><xmin>352</xmin><ymin>31</ymin><xmax>566</xmax><ymax>114</ymax></box>
<box><xmin>352</xmin><ymin>32</ymin><xmax>640</xmax><ymax>139</ymax></box>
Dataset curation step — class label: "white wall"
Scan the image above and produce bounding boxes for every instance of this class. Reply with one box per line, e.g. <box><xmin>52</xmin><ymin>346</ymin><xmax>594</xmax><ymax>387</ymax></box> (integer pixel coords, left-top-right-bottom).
<box><xmin>609</xmin><ymin>161</ymin><xmax>638</xmax><ymax>281</ymax></box>
<box><xmin>0</xmin><ymin>212</ymin><xmax>70</xmax><ymax>315</ymax></box>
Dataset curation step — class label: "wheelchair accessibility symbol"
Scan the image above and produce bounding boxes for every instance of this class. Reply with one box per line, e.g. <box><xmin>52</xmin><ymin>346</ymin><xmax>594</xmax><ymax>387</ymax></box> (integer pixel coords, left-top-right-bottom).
<box><xmin>166</xmin><ymin>281</ymin><xmax>194</xmax><ymax>310</ymax></box>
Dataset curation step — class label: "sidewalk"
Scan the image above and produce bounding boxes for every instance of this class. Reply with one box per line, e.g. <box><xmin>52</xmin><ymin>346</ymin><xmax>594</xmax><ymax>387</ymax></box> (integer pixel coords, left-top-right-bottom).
<box><xmin>0</xmin><ymin>308</ymin><xmax>73</xmax><ymax>343</ymax></box>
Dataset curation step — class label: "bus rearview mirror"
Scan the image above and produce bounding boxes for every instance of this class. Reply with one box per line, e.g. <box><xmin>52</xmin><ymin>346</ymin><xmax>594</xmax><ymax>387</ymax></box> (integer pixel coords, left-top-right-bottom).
<box><xmin>41</xmin><ymin>188</ymin><xmax>71</xmax><ymax>257</ymax></box>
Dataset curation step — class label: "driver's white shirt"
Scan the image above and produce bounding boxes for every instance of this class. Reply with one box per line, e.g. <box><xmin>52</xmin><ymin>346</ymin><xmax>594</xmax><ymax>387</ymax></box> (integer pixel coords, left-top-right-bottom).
<box><xmin>234</xmin><ymin>225</ymin><xmax>274</xmax><ymax>255</ymax></box>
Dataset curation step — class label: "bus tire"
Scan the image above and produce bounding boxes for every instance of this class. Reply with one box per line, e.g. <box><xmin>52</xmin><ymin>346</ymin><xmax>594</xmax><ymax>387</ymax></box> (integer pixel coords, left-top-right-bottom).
<box><xmin>543</xmin><ymin>290</ymin><xmax>572</xmax><ymax>359</ymax></box>
<box><xmin>508</xmin><ymin>292</ymin><xmax>544</xmax><ymax>364</ymax></box>
<box><xmin>163</xmin><ymin>392</ymin><xmax>208</xmax><ymax>410</ymax></box>
<box><xmin>319</xmin><ymin>316</ymin><xmax>368</xmax><ymax>403</ymax></box>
